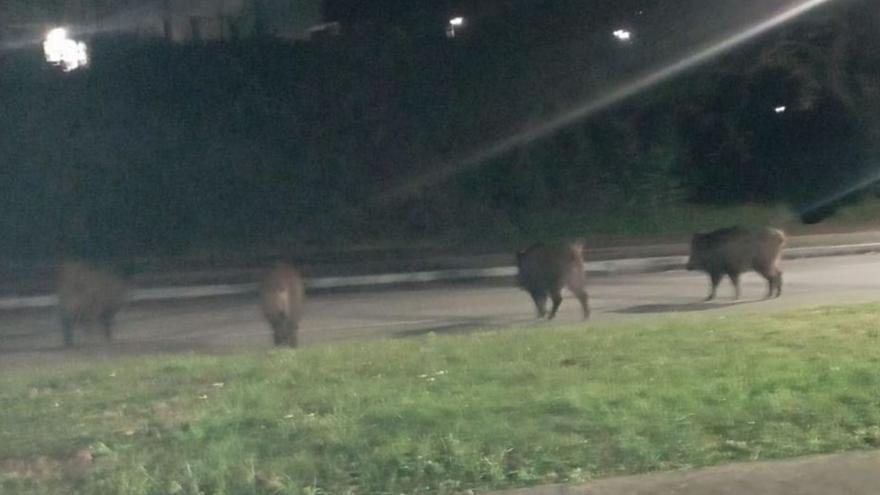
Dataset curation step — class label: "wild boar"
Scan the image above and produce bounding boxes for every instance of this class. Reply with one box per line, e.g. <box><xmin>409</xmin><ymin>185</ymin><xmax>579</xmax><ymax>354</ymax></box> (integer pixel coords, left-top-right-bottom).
<box><xmin>259</xmin><ymin>262</ymin><xmax>305</xmax><ymax>347</ymax></box>
<box><xmin>686</xmin><ymin>226</ymin><xmax>785</xmax><ymax>301</ymax></box>
<box><xmin>516</xmin><ymin>241</ymin><xmax>590</xmax><ymax>320</ymax></box>
<box><xmin>57</xmin><ymin>260</ymin><xmax>129</xmax><ymax>347</ymax></box>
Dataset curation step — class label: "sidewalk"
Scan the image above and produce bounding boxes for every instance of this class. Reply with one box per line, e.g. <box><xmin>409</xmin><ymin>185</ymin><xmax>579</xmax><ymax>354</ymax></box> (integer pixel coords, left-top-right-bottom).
<box><xmin>78</xmin><ymin>229</ymin><xmax>880</xmax><ymax>291</ymax></box>
<box><xmin>487</xmin><ymin>450</ymin><xmax>880</xmax><ymax>495</ymax></box>
<box><xmin>2</xmin><ymin>230</ymin><xmax>880</xmax><ymax>309</ymax></box>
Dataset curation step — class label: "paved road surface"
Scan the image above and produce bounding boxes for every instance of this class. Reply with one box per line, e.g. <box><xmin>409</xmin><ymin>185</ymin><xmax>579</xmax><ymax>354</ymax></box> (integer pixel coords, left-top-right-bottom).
<box><xmin>489</xmin><ymin>450</ymin><xmax>880</xmax><ymax>495</ymax></box>
<box><xmin>2</xmin><ymin>253</ymin><xmax>880</xmax><ymax>370</ymax></box>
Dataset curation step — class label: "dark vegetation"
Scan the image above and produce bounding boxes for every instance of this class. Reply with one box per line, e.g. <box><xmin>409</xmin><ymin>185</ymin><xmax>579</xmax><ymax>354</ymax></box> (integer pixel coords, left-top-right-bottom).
<box><xmin>0</xmin><ymin>0</ymin><xmax>878</xmax><ymax>263</ymax></box>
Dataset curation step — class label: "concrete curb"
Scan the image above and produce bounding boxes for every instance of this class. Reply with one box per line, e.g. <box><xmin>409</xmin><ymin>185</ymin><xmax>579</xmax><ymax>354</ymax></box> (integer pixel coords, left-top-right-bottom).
<box><xmin>2</xmin><ymin>242</ymin><xmax>879</xmax><ymax>311</ymax></box>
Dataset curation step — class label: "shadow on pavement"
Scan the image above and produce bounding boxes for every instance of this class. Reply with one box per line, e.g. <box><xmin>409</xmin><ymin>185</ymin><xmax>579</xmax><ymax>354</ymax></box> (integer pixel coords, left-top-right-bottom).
<box><xmin>615</xmin><ymin>300</ymin><xmax>747</xmax><ymax>314</ymax></box>
<box><xmin>0</xmin><ymin>335</ymin><xmax>253</xmax><ymax>360</ymax></box>
<box><xmin>0</xmin><ymin>342</ymin><xmax>63</xmax><ymax>354</ymax></box>
<box><xmin>393</xmin><ymin>317</ymin><xmax>538</xmax><ymax>338</ymax></box>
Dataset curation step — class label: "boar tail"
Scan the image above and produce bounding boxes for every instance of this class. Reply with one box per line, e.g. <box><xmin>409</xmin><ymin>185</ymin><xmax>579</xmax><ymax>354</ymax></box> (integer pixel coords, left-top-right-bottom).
<box><xmin>772</xmin><ymin>228</ymin><xmax>787</xmax><ymax>247</ymax></box>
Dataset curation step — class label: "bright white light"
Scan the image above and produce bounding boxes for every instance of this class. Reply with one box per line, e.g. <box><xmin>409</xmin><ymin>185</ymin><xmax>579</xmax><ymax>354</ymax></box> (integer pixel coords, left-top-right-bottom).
<box><xmin>46</xmin><ymin>27</ymin><xmax>68</xmax><ymax>44</ymax></box>
<box><xmin>43</xmin><ymin>27</ymin><xmax>89</xmax><ymax>72</ymax></box>
<box><xmin>774</xmin><ymin>105</ymin><xmax>787</xmax><ymax>113</ymax></box>
<box><xmin>447</xmin><ymin>17</ymin><xmax>465</xmax><ymax>38</ymax></box>
<box><xmin>613</xmin><ymin>29</ymin><xmax>632</xmax><ymax>41</ymax></box>
<box><xmin>43</xmin><ymin>28</ymin><xmax>68</xmax><ymax>63</ymax></box>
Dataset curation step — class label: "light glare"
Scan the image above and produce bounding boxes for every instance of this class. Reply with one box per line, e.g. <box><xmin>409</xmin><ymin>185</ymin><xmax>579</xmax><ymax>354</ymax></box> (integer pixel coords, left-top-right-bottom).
<box><xmin>613</xmin><ymin>29</ymin><xmax>632</xmax><ymax>41</ymax></box>
<box><xmin>775</xmin><ymin>105</ymin><xmax>787</xmax><ymax>113</ymax></box>
<box><xmin>449</xmin><ymin>17</ymin><xmax>465</xmax><ymax>27</ymax></box>
<box><xmin>43</xmin><ymin>27</ymin><xmax>89</xmax><ymax>72</ymax></box>
<box><xmin>46</xmin><ymin>28</ymin><xmax>68</xmax><ymax>43</ymax></box>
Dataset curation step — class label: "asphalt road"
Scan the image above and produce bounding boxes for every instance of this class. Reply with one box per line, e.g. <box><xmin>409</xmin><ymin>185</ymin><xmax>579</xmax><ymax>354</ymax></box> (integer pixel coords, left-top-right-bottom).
<box><xmin>2</xmin><ymin>253</ymin><xmax>880</xmax><ymax>370</ymax></box>
<box><xmin>489</xmin><ymin>450</ymin><xmax>880</xmax><ymax>495</ymax></box>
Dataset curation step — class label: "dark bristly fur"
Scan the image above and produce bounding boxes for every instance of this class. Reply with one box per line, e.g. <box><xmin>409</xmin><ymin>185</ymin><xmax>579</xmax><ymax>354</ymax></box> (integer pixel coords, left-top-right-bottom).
<box><xmin>686</xmin><ymin>226</ymin><xmax>786</xmax><ymax>301</ymax></box>
<box><xmin>57</xmin><ymin>260</ymin><xmax>129</xmax><ymax>347</ymax></box>
<box><xmin>516</xmin><ymin>242</ymin><xmax>590</xmax><ymax>320</ymax></box>
<box><xmin>259</xmin><ymin>262</ymin><xmax>305</xmax><ymax>347</ymax></box>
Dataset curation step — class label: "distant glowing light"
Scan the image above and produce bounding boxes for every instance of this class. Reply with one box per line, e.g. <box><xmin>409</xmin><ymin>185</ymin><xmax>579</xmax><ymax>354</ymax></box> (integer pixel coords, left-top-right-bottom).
<box><xmin>613</xmin><ymin>29</ymin><xmax>632</xmax><ymax>41</ymax></box>
<box><xmin>43</xmin><ymin>27</ymin><xmax>88</xmax><ymax>72</ymax></box>
<box><xmin>774</xmin><ymin>105</ymin><xmax>787</xmax><ymax>113</ymax></box>
<box><xmin>44</xmin><ymin>28</ymin><xmax>68</xmax><ymax>59</ymax></box>
<box><xmin>446</xmin><ymin>17</ymin><xmax>466</xmax><ymax>38</ymax></box>
<box><xmin>47</xmin><ymin>27</ymin><xmax>67</xmax><ymax>40</ymax></box>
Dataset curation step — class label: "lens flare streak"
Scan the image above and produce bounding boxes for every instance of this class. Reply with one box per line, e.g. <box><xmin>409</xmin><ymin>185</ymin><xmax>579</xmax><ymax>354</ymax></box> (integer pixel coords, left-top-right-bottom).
<box><xmin>385</xmin><ymin>0</ymin><xmax>835</xmax><ymax>201</ymax></box>
<box><xmin>800</xmin><ymin>167</ymin><xmax>880</xmax><ymax>218</ymax></box>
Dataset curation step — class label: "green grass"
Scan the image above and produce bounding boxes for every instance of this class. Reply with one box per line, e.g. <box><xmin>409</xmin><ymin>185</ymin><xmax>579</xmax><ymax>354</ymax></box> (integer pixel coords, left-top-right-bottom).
<box><xmin>4</xmin><ymin>304</ymin><xmax>880</xmax><ymax>494</ymax></box>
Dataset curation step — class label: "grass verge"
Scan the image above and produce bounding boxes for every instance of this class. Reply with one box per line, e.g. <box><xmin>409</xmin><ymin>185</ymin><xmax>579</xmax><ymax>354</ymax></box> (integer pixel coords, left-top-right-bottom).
<box><xmin>3</xmin><ymin>304</ymin><xmax>880</xmax><ymax>494</ymax></box>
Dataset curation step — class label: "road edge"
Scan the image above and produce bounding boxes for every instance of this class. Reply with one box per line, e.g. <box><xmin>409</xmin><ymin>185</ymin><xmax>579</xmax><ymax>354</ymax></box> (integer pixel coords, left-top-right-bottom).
<box><xmin>2</xmin><ymin>242</ymin><xmax>879</xmax><ymax>311</ymax></box>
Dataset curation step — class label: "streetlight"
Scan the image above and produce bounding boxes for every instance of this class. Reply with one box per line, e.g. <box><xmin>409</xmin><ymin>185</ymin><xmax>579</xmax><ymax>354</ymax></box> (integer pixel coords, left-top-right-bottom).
<box><xmin>613</xmin><ymin>29</ymin><xmax>632</xmax><ymax>42</ymax></box>
<box><xmin>446</xmin><ymin>16</ymin><xmax>465</xmax><ymax>38</ymax></box>
<box><xmin>43</xmin><ymin>27</ymin><xmax>89</xmax><ymax>72</ymax></box>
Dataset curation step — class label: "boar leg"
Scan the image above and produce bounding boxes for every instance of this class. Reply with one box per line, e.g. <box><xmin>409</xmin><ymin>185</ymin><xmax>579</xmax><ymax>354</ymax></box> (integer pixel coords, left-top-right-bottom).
<box><xmin>767</xmin><ymin>271</ymin><xmax>783</xmax><ymax>298</ymax></box>
<box><xmin>757</xmin><ymin>264</ymin><xmax>783</xmax><ymax>299</ymax></box>
<box><xmin>705</xmin><ymin>272</ymin><xmax>722</xmax><ymax>301</ymax></box>
<box><xmin>529</xmin><ymin>290</ymin><xmax>548</xmax><ymax>318</ymax></box>
<box><xmin>548</xmin><ymin>288</ymin><xmax>563</xmax><ymax>319</ymax></box>
<box><xmin>270</xmin><ymin>318</ymin><xmax>285</xmax><ymax>345</ymax></box>
<box><xmin>99</xmin><ymin>311</ymin><xmax>115</xmax><ymax>341</ymax></box>
<box><xmin>761</xmin><ymin>272</ymin><xmax>774</xmax><ymax>299</ymax></box>
<box><xmin>566</xmin><ymin>272</ymin><xmax>590</xmax><ymax>320</ymax></box>
<box><xmin>61</xmin><ymin>316</ymin><xmax>76</xmax><ymax>348</ymax></box>
<box><xmin>727</xmin><ymin>271</ymin><xmax>741</xmax><ymax>300</ymax></box>
<box><xmin>571</xmin><ymin>287</ymin><xmax>590</xmax><ymax>320</ymax></box>
<box><xmin>286</xmin><ymin>321</ymin><xmax>299</xmax><ymax>348</ymax></box>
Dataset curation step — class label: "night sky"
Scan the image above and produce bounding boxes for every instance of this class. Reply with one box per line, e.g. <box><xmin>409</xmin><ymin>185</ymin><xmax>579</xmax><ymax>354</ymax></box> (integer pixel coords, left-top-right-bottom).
<box><xmin>0</xmin><ymin>0</ymin><xmax>324</xmax><ymax>40</ymax></box>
